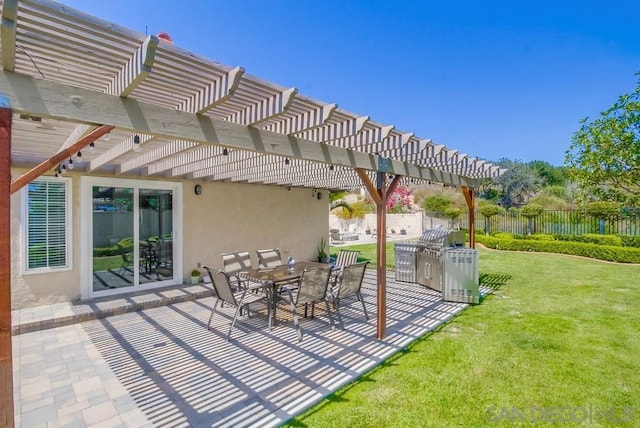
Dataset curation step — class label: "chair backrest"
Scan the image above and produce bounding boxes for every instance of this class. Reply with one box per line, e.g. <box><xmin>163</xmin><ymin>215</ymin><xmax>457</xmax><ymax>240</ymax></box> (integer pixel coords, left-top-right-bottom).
<box><xmin>203</xmin><ymin>266</ymin><xmax>238</xmax><ymax>306</ymax></box>
<box><xmin>116</xmin><ymin>243</ymin><xmax>131</xmax><ymax>263</ymax></box>
<box><xmin>295</xmin><ymin>266</ymin><xmax>332</xmax><ymax>305</ymax></box>
<box><xmin>256</xmin><ymin>248</ymin><xmax>282</xmax><ymax>268</ymax></box>
<box><xmin>157</xmin><ymin>240</ymin><xmax>172</xmax><ymax>264</ymax></box>
<box><xmin>336</xmin><ymin>262</ymin><xmax>368</xmax><ymax>299</ymax></box>
<box><xmin>335</xmin><ymin>250</ymin><xmax>360</xmax><ymax>269</ymax></box>
<box><xmin>221</xmin><ymin>251</ymin><xmax>252</xmax><ymax>275</ymax></box>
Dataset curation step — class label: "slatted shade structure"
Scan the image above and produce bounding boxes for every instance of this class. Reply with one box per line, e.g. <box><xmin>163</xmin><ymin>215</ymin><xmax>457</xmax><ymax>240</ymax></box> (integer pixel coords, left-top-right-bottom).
<box><xmin>0</xmin><ymin>2</ymin><xmax>509</xmax><ymax>419</ymax></box>
<box><xmin>0</xmin><ymin>0</ymin><xmax>503</xmax><ymax>189</ymax></box>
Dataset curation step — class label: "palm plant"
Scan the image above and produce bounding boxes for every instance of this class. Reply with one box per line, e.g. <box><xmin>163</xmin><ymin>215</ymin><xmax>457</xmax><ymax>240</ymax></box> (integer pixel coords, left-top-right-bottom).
<box><xmin>329</xmin><ymin>191</ymin><xmax>353</xmax><ymax>216</ymax></box>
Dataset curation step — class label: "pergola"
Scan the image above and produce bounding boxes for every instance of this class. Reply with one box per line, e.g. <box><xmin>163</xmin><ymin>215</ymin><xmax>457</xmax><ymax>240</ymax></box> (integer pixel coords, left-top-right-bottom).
<box><xmin>0</xmin><ymin>0</ymin><xmax>504</xmax><ymax>423</ymax></box>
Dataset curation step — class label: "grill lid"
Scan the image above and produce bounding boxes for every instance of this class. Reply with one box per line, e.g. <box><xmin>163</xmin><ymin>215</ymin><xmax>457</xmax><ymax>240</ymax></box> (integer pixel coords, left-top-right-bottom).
<box><xmin>394</xmin><ymin>241</ymin><xmax>418</xmax><ymax>252</ymax></box>
<box><xmin>418</xmin><ymin>229</ymin><xmax>465</xmax><ymax>249</ymax></box>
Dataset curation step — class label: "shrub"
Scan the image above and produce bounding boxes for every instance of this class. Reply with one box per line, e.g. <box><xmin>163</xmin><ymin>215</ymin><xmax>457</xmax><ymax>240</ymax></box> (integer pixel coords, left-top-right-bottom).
<box><xmin>521</xmin><ymin>203</ymin><xmax>544</xmax><ymax>218</ymax></box>
<box><xmin>493</xmin><ymin>232</ymin><xmax>515</xmax><ymax>239</ymax></box>
<box><xmin>527</xmin><ymin>233</ymin><xmax>555</xmax><ymax>241</ymax></box>
<box><xmin>619</xmin><ymin>235</ymin><xmax>640</xmax><ymax>248</ymax></box>
<box><xmin>444</xmin><ymin>207</ymin><xmax>462</xmax><ymax>220</ymax></box>
<box><xmin>581</xmin><ymin>233</ymin><xmax>623</xmax><ymax>247</ymax></box>
<box><xmin>584</xmin><ymin>201</ymin><xmax>622</xmax><ymax>221</ymax></box>
<box><xmin>476</xmin><ymin>235</ymin><xmax>640</xmax><ymax>263</ymax></box>
<box><xmin>479</xmin><ymin>204</ymin><xmax>504</xmax><ymax>218</ymax></box>
<box><xmin>543</xmin><ymin>185</ymin><xmax>572</xmax><ymax>201</ymax></box>
<box><xmin>553</xmin><ymin>233</ymin><xmax>623</xmax><ymax>246</ymax></box>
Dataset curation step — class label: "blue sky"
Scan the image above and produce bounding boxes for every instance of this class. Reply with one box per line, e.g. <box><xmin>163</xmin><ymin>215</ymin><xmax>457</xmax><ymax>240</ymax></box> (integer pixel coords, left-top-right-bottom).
<box><xmin>62</xmin><ymin>1</ymin><xmax>639</xmax><ymax>166</ymax></box>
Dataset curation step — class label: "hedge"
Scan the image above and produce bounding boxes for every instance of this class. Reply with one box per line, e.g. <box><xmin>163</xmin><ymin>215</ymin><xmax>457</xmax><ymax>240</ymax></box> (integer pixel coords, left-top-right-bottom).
<box><xmin>553</xmin><ymin>233</ymin><xmax>623</xmax><ymax>247</ymax></box>
<box><xmin>619</xmin><ymin>235</ymin><xmax>640</xmax><ymax>248</ymax></box>
<box><xmin>475</xmin><ymin>234</ymin><xmax>640</xmax><ymax>264</ymax></box>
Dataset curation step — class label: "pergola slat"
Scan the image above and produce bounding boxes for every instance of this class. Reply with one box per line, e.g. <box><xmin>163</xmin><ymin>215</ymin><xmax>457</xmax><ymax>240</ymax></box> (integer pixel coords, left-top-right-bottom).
<box><xmin>226</xmin><ymin>87</ymin><xmax>298</xmax><ymax>125</ymax></box>
<box><xmin>263</xmin><ymin>103</ymin><xmax>337</xmax><ymax>135</ymax></box>
<box><xmin>176</xmin><ymin>66</ymin><xmax>244</xmax><ymax>114</ymax></box>
<box><xmin>116</xmin><ymin>140</ymin><xmax>198</xmax><ymax>174</ymax></box>
<box><xmin>86</xmin><ymin>133</ymin><xmax>153</xmax><ymax>172</ymax></box>
<box><xmin>105</xmin><ymin>35</ymin><xmax>158</xmax><ymax>97</ymax></box>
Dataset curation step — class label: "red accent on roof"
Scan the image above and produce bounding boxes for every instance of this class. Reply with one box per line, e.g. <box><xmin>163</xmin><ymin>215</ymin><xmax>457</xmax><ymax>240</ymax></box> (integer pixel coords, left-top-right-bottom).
<box><xmin>157</xmin><ymin>32</ymin><xmax>173</xmax><ymax>43</ymax></box>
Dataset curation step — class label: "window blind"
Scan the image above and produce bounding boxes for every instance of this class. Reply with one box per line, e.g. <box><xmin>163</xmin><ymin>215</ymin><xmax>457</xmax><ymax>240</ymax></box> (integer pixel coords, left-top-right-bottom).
<box><xmin>26</xmin><ymin>179</ymin><xmax>69</xmax><ymax>270</ymax></box>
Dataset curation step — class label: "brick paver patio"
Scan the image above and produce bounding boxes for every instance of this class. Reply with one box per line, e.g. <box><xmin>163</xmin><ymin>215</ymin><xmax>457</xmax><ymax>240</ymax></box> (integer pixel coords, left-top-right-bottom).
<box><xmin>12</xmin><ymin>270</ymin><xmax>481</xmax><ymax>427</ymax></box>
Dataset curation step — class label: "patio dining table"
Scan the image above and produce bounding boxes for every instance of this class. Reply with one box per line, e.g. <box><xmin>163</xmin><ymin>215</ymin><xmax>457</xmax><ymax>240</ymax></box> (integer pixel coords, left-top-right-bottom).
<box><xmin>242</xmin><ymin>261</ymin><xmax>327</xmax><ymax>327</ymax></box>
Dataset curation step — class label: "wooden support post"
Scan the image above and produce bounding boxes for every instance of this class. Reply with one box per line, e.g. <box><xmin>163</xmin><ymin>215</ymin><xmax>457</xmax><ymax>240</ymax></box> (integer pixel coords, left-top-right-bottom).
<box><xmin>355</xmin><ymin>169</ymin><xmax>402</xmax><ymax>339</ymax></box>
<box><xmin>462</xmin><ymin>186</ymin><xmax>476</xmax><ymax>248</ymax></box>
<box><xmin>0</xmin><ymin>100</ymin><xmax>14</xmax><ymax>427</ymax></box>
<box><xmin>375</xmin><ymin>175</ymin><xmax>387</xmax><ymax>340</ymax></box>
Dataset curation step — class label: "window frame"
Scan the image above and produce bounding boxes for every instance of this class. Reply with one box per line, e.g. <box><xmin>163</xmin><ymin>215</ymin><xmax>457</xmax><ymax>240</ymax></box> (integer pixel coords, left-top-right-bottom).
<box><xmin>21</xmin><ymin>176</ymin><xmax>73</xmax><ymax>274</ymax></box>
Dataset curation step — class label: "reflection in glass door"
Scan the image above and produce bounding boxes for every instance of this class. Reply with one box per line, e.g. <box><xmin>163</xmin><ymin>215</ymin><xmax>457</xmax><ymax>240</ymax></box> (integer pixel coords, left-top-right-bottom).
<box><xmin>92</xmin><ymin>186</ymin><xmax>135</xmax><ymax>292</ymax></box>
<box><xmin>90</xmin><ymin>184</ymin><xmax>175</xmax><ymax>293</ymax></box>
<box><xmin>139</xmin><ymin>189</ymin><xmax>173</xmax><ymax>284</ymax></box>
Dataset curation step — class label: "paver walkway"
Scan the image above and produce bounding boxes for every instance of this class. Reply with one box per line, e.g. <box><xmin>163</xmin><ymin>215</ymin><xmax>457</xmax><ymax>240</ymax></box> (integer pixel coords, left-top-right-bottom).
<box><xmin>12</xmin><ymin>270</ymin><xmax>485</xmax><ymax>427</ymax></box>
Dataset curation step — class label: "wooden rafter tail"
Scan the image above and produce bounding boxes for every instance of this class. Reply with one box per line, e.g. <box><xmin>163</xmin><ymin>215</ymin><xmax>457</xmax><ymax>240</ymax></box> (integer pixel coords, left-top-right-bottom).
<box><xmin>10</xmin><ymin>125</ymin><xmax>115</xmax><ymax>194</ymax></box>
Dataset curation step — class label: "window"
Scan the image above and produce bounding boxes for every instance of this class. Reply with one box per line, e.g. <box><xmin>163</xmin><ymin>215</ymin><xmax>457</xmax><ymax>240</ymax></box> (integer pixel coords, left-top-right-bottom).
<box><xmin>22</xmin><ymin>177</ymin><xmax>71</xmax><ymax>272</ymax></box>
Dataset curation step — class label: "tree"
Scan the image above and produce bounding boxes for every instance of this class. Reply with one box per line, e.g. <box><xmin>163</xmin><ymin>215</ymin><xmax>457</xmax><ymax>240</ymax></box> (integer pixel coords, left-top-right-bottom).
<box><xmin>493</xmin><ymin>159</ymin><xmax>542</xmax><ymax>208</ymax></box>
<box><xmin>527</xmin><ymin>160</ymin><xmax>567</xmax><ymax>187</ymax></box>
<box><xmin>521</xmin><ymin>203</ymin><xmax>544</xmax><ymax>234</ymax></box>
<box><xmin>444</xmin><ymin>207</ymin><xmax>462</xmax><ymax>229</ymax></box>
<box><xmin>479</xmin><ymin>203</ymin><xmax>504</xmax><ymax>235</ymax></box>
<box><xmin>422</xmin><ymin>194</ymin><xmax>452</xmax><ymax>215</ymax></box>
<box><xmin>566</xmin><ymin>73</ymin><xmax>640</xmax><ymax>207</ymax></box>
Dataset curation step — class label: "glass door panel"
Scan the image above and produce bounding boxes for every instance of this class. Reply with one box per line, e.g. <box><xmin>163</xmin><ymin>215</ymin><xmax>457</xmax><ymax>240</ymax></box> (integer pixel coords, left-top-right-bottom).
<box><xmin>92</xmin><ymin>186</ymin><xmax>135</xmax><ymax>292</ymax></box>
<box><xmin>139</xmin><ymin>189</ymin><xmax>174</xmax><ymax>284</ymax></box>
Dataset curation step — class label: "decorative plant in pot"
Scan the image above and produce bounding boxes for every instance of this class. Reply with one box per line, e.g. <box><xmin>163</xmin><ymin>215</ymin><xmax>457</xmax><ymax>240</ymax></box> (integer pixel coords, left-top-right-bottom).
<box><xmin>317</xmin><ymin>237</ymin><xmax>329</xmax><ymax>263</ymax></box>
<box><xmin>190</xmin><ymin>268</ymin><xmax>201</xmax><ymax>285</ymax></box>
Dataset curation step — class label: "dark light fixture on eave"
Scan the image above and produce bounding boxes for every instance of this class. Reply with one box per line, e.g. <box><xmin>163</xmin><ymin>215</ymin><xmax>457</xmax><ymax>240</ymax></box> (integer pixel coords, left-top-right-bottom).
<box><xmin>132</xmin><ymin>134</ymin><xmax>141</xmax><ymax>152</ymax></box>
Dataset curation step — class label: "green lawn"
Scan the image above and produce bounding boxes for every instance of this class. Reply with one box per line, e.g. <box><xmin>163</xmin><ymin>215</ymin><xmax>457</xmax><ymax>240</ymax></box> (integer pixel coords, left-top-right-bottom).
<box><xmin>287</xmin><ymin>246</ymin><xmax>640</xmax><ymax>427</ymax></box>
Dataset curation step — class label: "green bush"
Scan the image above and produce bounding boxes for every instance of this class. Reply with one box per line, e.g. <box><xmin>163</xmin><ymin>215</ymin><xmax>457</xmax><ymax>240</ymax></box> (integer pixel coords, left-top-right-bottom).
<box><xmin>553</xmin><ymin>233</ymin><xmax>623</xmax><ymax>247</ymax></box>
<box><xmin>521</xmin><ymin>203</ymin><xmax>544</xmax><ymax>218</ymax></box>
<box><xmin>584</xmin><ymin>201</ymin><xmax>622</xmax><ymax>221</ymax></box>
<box><xmin>92</xmin><ymin>237</ymin><xmax>134</xmax><ymax>257</ymax></box>
<box><xmin>493</xmin><ymin>232</ymin><xmax>515</xmax><ymax>239</ymax></box>
<box><xmin>476</xmin><ymin>235</ymin><xmax>640</xmax><ymax>263</ymax></box>
<box><xmin>581</xmin><ymin>233</ymin><xmax>623</xmax><ymax>247</ymax></box>
<box><xmin>619</xmin><ymin>235</ymin><xmax>640</xmax><ymax>248</ymax></box>
<box><xmin>527</xmin><ymin>233</ymin><xmax>555</xmax><ymax>241</ymax></box>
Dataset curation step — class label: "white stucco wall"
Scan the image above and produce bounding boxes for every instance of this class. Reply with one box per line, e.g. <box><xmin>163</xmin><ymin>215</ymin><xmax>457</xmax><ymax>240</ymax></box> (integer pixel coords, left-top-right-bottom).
<box><xmin>10</xmin><ymin>168</ymin><xmax>329</xmax><ymax>309</ymax></box>
<box><xmin>183</xmin><ymin>181</ymin><xmax>329</xmax><ymax>273</ymax></box>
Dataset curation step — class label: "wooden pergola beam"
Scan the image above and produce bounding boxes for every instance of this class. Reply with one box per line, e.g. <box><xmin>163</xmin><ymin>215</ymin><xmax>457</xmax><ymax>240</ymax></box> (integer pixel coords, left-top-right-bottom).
<box><xmin>10</xmin><ymin>125</ymin><xmax>114</xmax><ymax>194</ymax></box>
<box><xmin>0</xmin><ymin>71</ymin><xmax>483</xmax><ymax>187</ymax></box>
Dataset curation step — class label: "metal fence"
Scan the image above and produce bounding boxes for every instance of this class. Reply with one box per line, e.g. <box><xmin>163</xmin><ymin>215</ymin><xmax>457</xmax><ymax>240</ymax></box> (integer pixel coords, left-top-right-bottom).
<box><xmin>453</xmin><ymin>210</ymin><xmax>640</xmax><ymax>236</ymax></box>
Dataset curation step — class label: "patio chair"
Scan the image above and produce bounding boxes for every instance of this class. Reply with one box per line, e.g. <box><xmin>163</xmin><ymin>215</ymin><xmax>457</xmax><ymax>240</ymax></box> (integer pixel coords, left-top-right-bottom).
<box><xmin>330</xmin><ymin>261</ymin><xmax>370</xmax><ymax>328</ymax></box>
<box><xmin>331</xmin><ymin>249</ymin><xmax>361</xmax><ymax>286</ymax></box>
<box><xmin>329</xmin><ymin>229</ymin><xmax>343</xmax><ymax>245</ymax></box>
<box><xmin>116</xmin><ymin>243</ymin><xmax>134</xmax><ymax>276</ymax></box>
<box><xmin>221</xmin><ymin>251</ymin><xmax>253</xmax><ymax>289</ymax></box>
<box><xmin>280</xmin><ymin>265</ymin><xmax>335</xmax><ymax>341</ymax></box>
<box><xmin>256</xmin><ymin>248</ymin><xmax>282</xmax><ymax>268</ymax></box>
<box><xmin>202</xmin><ymin>266</ymin><xmax>269</xmax><ymax>341</ymax></box>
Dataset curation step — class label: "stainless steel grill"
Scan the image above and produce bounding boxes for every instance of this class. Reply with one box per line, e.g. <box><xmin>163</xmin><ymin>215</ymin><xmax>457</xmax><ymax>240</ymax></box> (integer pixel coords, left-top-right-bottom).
<box><xmin>394</xmin><ymin>242</ymin><xmax>418</xmax><ymax>283</ymax></box>
<box><xmin>394</xmin><ymin>229</ymin><xmax>480</xmax><ymax>304</ymax></box>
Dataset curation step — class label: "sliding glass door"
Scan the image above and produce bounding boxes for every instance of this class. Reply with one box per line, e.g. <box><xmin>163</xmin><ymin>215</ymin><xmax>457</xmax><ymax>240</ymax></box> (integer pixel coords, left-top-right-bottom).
<box><xmin>83</xmin><ymin>177</ymin><xmax>182</xmax><ymax>298</ymax></box>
